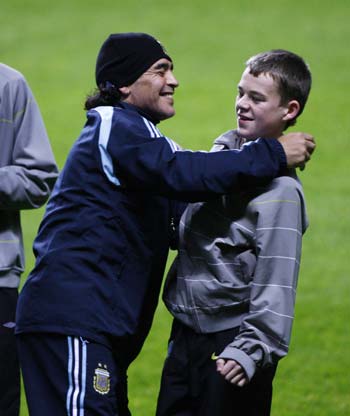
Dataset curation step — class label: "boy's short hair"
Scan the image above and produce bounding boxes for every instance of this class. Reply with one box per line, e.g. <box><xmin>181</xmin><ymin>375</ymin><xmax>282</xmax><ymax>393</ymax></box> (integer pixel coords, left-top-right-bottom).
<box><xmin>246</xmin><ymin>49</ymin><xmax>312</xmax><ymax>127</ymax></box>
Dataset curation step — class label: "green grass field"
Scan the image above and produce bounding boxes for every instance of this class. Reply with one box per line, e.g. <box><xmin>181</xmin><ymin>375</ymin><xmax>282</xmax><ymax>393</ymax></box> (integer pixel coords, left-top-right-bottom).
<box><xmin>2</xmin><ymin>0</ymin><xmax>350</xmax><ymax>414</ymax></box>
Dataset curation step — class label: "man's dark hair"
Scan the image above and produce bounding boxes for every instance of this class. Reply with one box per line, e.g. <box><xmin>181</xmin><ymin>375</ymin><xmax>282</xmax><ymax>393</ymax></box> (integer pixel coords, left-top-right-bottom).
<box><xmin>84</xmin><ymin>83</ymin><xmax>122</xmax><ymax>110</ymax></box>
<box><xmin>246</xmin><ymin>49</ymin><xmax>312</xmax><ymax>127</ymax></box>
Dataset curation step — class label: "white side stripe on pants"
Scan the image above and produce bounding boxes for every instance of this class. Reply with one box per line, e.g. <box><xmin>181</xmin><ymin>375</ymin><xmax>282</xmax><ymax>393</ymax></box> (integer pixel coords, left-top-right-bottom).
<box><xmin>66</xmin><ymin>337</ymin><xmax>88</xmax><ymax>416</ymax></box>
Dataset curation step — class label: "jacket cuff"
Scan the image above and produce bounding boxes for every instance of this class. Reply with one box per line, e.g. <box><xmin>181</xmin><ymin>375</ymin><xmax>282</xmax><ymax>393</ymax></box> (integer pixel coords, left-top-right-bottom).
<box><xmin>268</xmin><ymin>139</ymin><xmax>287</xmax><ymax>171</ymax></box>
<box><xmin>219</xmin><ymin>346</ymin><xmax>256</xmax><ymax>381</ymax></box>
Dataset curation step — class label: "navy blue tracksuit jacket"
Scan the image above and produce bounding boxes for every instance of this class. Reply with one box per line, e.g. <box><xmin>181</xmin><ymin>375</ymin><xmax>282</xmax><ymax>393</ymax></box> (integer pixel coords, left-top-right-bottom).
<box><xmin>16</xmin><ymin>102</ymin><xmax>286</xmax><ymax>364</ymax></box>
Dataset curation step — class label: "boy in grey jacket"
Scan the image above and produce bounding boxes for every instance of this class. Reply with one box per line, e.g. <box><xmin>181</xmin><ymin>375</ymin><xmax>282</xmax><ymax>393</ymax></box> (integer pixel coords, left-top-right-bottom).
<box><xmin>157</xmin><ymin>50</ymin><xmax>312</xmax><ymax>416</ymax></box>
<box><xmin>0</xmin><ymin>63</ymin><xmax>58</xmax><ymax>415</ymax></box>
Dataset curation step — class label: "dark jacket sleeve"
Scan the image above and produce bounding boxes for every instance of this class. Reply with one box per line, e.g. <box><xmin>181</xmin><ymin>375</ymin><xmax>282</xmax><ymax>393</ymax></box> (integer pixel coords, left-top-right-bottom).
<box><xmin>104</xmin><ymin>109</ymin><xmax>287</xmax><ymax>202</ymax></box>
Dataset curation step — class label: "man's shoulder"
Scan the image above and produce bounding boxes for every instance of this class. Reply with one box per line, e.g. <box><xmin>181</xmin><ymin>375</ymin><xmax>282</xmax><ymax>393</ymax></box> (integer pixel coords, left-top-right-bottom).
<box><xmin>89</xmin><ymin>105</ymin><xmax>146</xmax><ymax>128</ymax></box>
<box><xmin>0</xmin><ymin>65</ymin><xmax>33</xmax><ymax>115</ymax></box>
<box><xmin>0</xmin><ymin>64</ymin><xmax>27</xmax><ymax>88</ymax></box>
<box><xmin>87</xmin><ymin>105</ymin><xmax>161</xmax><ymax>144</ymax></box>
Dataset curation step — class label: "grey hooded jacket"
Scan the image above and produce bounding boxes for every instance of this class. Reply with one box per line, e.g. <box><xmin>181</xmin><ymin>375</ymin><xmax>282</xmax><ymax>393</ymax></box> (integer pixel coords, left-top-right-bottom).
<box><xmin>0</xmin><ymin>64</ymin><xmax>58</xmax><ymax>288</ymax></box>
<box><xmin>163</xmin><ymin>130</ymin><xmax>308</xmax><ymax>380</ymax></box>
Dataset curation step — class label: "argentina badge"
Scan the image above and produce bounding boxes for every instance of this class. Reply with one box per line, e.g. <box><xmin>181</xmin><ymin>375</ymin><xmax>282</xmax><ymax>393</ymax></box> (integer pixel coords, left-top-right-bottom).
<box><xmin>93</xmin><ymin>363</ymin><xmax>110</xmax><ymax>395</ymax></box>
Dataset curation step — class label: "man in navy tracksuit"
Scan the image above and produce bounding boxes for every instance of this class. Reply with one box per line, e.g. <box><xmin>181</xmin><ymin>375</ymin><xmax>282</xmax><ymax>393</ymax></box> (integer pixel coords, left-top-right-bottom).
<box><xmin>15</xmin><ymin>33</ymin><xmax>315</xmax><ymax>415</ymax></box>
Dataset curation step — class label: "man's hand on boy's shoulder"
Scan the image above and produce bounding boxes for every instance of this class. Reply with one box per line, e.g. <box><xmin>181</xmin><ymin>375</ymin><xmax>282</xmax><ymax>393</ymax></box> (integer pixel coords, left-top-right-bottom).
<box><xmin>216</xmin><ymin>358</ymin><xmax>249</xmax><ymax>387</ymax></box>
<box><xmin>278</xmin><ymin>132</ymin><xmax>316</xmax><ymax>170</ymax></box>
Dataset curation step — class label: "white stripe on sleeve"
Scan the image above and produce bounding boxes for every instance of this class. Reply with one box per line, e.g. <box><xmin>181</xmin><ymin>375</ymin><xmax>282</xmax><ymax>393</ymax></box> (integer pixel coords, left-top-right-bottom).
<box><xmin>95</xmin><ymin>106</ymin><xmax>121</xmax><ymax>186</ymax></box>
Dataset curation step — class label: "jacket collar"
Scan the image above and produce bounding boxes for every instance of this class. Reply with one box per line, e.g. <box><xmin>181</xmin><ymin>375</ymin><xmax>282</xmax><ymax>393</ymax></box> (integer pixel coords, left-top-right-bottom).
<box><xmin>213</xmin><ymin>129</ymin><xmax>245</xmax><ymax>150</ymax></box>
<box><xmin>117</xmin><ymin>101</ymin><xmax>160</xmax><ymax>125</ymax></box>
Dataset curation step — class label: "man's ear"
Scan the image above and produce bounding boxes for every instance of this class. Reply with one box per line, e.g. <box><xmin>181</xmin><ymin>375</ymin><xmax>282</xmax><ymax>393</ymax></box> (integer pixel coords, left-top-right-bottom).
<box><xmin>119</xmin><ymin>86</ymin><xmax>130</xmax><ymax>98</ymax></box>
<box><xmin>283</xmin><ymin>100</ymin><xmax>300</xmax><ymax>122</ymax></box>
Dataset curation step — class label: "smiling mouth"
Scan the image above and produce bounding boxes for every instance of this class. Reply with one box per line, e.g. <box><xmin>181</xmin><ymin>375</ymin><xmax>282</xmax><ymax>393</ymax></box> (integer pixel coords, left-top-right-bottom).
<box><xmin>160</xmin><ymin>89</ymin><xmax>174</xmax><ymax>96</ymax></box>
<box><xmin>237</xmin><ymin>114</ymin><xmax>253</xmax><ymax>121</ymax></box>
<box><xmin>160</xmin><ymin>93</ymin><xmax>174</xmax><ymax>106</ymax></box>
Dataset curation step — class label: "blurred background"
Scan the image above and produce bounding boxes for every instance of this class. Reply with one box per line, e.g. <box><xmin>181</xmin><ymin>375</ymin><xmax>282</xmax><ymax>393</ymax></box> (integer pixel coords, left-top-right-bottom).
<box><xmin>2</xmin><ymin>0</ymin><xmax>349</xmax><ymax>414</ymax></box>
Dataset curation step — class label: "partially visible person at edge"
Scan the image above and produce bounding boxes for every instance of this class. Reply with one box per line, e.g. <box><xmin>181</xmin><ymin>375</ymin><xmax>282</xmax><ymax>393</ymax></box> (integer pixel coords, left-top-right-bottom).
<box><xmin>0</xmin><ymin>63</ymin><xmax>58</xmax><ymax>416</ymax></box>
<box><xmin>15</xmin><ymin>33</ymin><xmax>315</xmax><ymax>416</ymax></box>
<box><xmin>157</xmin><ymin>50</ymin><xmax>313</xmax><ymax>416</ymax></box>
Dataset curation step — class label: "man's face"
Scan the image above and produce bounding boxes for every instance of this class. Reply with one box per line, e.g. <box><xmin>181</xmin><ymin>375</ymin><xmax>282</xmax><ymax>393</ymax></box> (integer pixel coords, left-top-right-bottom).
<box><xmin>235</xmin><ymin>68</ymin><xmax>289</xmax><ymax>140</ymax></box>
<box><xmin>122</xmin><ymin>58</ymin><xmax>179</xmax><ymax>121</ymax></box>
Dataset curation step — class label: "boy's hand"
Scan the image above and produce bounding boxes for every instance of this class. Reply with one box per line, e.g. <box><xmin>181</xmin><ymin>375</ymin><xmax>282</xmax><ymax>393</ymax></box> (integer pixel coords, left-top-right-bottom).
<box><xmin>278</xmin><ymin>132</ymin><xmax>315</xmax><ymax>169</ymax></box>
<box><xmin>216</xmin><ymin>358</ymin><xmax>249</xmax><ymax>387</ymax></box>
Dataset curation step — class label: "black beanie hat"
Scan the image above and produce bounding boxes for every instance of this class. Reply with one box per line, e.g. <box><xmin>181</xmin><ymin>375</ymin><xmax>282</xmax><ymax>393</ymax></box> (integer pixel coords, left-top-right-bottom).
<box><xmin>95</xmin><ymin>32</ymin><xmax>172</xmax><ymax>88</ymax></box>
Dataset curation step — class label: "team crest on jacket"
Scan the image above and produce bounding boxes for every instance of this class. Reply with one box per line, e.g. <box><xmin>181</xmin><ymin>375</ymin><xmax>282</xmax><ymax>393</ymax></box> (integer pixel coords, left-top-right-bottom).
<box><xmin>93</xmin><ymin>363</ymin><xmax>110</xmax><ymax>395</ymax></box>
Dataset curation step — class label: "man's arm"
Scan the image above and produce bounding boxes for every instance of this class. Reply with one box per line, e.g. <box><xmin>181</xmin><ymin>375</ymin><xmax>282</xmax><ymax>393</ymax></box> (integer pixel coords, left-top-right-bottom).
<box><xmin>102</xmin><ymin>110</ymin><xmax>289</xmax><ymax>199</ymax></box>
<box><xmin>94</xmin><ymin>108</ymin><xmax>315</xmax><ymax>200</ymax></box>
<box><xmin>0</xmin><ymin>73</ymin><xmax>58</xmax><ymax>210</ymax></box>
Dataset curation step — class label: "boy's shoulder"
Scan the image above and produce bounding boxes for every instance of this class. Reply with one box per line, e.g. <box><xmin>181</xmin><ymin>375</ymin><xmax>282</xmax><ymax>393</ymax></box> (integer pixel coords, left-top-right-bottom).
<box><xmin>248</xmin><ymin>172</ymin><xmax>307</xmax><ymax>224</ymax></box>
<box><xmin>258</xmin><ymin>171</ymin><xmax>304</xmax><ymax>200</ymax></box>
<box><xmin>253</xmin><ymin>172</ymin><xmax>308</xmax><ymax>231</ymax></box>
<box><xmin>244</xmin><ymin>171</ymin><xmax>305</xmax><ymax>212</ymax></box>
<box><xmin>271</xmin><ymin>171</ymin><xmax>303</xmax><ymax>192</ymax></box>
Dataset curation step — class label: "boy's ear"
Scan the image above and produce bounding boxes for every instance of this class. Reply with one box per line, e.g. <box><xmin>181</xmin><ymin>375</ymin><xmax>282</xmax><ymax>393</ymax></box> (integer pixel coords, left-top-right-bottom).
<box><xmin>282</xmin><ymin>100</ymin><xmax>300</xmax><ymax>122</ymax></box>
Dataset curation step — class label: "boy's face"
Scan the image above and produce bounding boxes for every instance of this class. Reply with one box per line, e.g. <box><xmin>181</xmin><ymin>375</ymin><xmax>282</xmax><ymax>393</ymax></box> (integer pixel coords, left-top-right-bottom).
<box><xmin>235</xmin><ymin>68</ymin><xmax>291</xmax><ymax>140</ymax></box>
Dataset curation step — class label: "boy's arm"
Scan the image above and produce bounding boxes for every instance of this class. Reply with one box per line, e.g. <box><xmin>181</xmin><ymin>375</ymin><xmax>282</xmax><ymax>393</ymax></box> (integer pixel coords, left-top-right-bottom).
<box><xmin>217</xmin><ymin>177</ymin><xmax>307</xmax><ymax>383</ymax></box>
<box><xmin>216</xmin><ymin>358</ymin><xmax>249</xmax><ymax>386</ymax></box>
